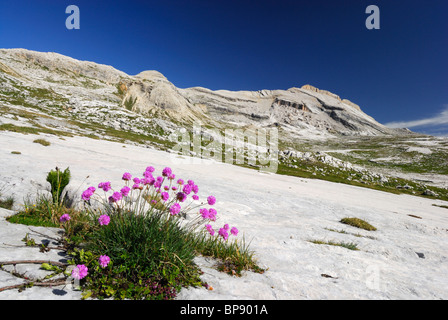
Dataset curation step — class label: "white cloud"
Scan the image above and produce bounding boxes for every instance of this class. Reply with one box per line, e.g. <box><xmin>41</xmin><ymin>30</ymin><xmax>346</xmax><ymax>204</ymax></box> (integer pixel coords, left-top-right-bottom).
<box><xmin>385</xmin><ymin>105</ymin><xmax>448</xmax><ymax>129</ymax></box>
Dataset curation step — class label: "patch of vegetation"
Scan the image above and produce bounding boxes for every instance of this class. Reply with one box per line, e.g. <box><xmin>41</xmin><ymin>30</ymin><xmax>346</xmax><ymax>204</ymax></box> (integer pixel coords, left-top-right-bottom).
<box><xmin>10</xmin><ymin>151</ymin><xmax>21</xmax><ymax>154</ymax></box>
<box><xmin>33</xmin><ymin>138</ymin><xmax>51</xmax><ymax>146</ymax></box>
<box><xmin>340</xmin><ymin>217</ymin><xmax>377</xmax><ymax>231</ymax></box>
<box><xmin>7</xmin><ymin>167</ymin><xmax>263</xmax><ymax>300</ymax></box>
<box><xmin>432</xmin><ymin>204</ymin><xmax>448</xmax><ymax>210</ymax></box>
<box><xmin>309</xmin><ymin>239</ymin><xmax>359</xmax><ymax>251</ymax></box>
<box><xmin>0</xmin><ymin>196</ymin><xmax>14</xmax><ymax>210</ymax></box>
<box><xmin>46</xmin><ymin>167</ymin><xmax>71</xmax><ymax>205</ymax></box>
<box><xmin>325</xmin><ymin>228</ymin><xmax>376</xmax><ymax>240</ymax></box>
<box><xmin>0</xmin><ymin>123</ymin><xmax>73</xmax><ymax>137</ymax></box>
<box><xmin>124</xmin><ymin>96</ymin><xmax>137</xmax><ymax>111</ymax></box>
<box><xmin>6</xmin><ymin>194</ymin><xmax>84</xmax><ymax>228</ymax></box>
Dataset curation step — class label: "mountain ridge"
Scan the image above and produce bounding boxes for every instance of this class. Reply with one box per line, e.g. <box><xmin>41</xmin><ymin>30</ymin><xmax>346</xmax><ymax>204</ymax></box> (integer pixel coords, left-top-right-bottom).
<box><xmin>0</xmin><ymin>48</ymin><xmax>400</xmax><ymax>140</ymax></box>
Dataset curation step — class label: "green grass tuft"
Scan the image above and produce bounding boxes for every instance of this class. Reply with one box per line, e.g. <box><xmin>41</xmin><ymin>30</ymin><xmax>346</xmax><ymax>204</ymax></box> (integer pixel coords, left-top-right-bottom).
<box><xmin>33</xmin><ymin>138</ymin><xmax>51</xmax><ymax>146</ymax></box>
<box><xmin>309</xmin><ymin>239</ymin><xmax>359</xmax><ymax>251</ymax></box>
<box><xmin>340</xmin><ymin>217</ymin><xmax>377</xmax><ymax>231</ymax></box>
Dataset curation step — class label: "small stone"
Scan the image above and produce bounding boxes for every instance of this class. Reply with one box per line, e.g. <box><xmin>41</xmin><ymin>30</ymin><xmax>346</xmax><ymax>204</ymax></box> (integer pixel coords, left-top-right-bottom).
<box><xmin>415</xmin><ymin>252</ymin><xmax>425</xmax><ymax>259</ymax></box>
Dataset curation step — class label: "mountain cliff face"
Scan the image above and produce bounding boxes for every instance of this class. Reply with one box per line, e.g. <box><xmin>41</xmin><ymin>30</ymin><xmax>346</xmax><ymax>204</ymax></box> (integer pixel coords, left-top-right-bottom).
<box><xmin>0</xmin><ymin>48</ymin><xmax>396</xmax><ymax>141</ymax></box>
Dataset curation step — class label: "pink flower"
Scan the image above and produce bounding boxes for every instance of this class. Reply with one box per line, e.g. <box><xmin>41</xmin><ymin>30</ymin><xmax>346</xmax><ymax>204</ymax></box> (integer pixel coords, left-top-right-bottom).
<box><xmin>108</xmin><ymin>191</ymin><xmax>122</xmax><ymax>203</ymax></box>
<box><xmin>81</xmin><ymin>187</ymin><xmax>95</xmax><ymax>201</ymax></box>
<box><xmin>192</xmin><ymin>195</ymin><xmax>199</xmax><ymax>201</ymax></box>
<box><xmin>192</xmin><ymin>184</ymin><xmax>199</xmax><ymax>194</ymax></box>
<box><xmin>171</xmin><ymin>186</ymin><xmax>178</xmax><ymax>191</ymax></box>
<box><xmin>145</xmin><ymin>166</ymin><xmax>155</xmax><ymax>173</ymax></box>
<box><xmin>133</xmin><ymin>177</ymin><xmax>141</xmax><ymax>184</ymax></box>
<box><xmin>60</xmin><ymin>214</ymin><xmax>71</xmax><ymax>223</ymax></box>
<box><xmin>182</xmin><ymin>184</ymin><xmax>192</xmax><ymax>195</ymax></box>
<box><xmin>177</xmin><ymin>179</ymin><xmax>184</xmax><ymax>185</ymax></box>
<box><xmin>98</xmin><ymin>182</ymin><xmax>112</xmax><ymax>192</ymax></box>
<box><xmin>120</xmin><ymin>186</ymin><xmax>131</xmax><ymax>197</ymax></box>
<box><xmin>143</xmin><ymin>170</ymin><xmax>154</xmax><ymax>179</ymax></box>
<box><xmin>168</xmin><ymin>173</ymin><xmax>176</xmax><ymax>180</ymax></box>
<box><xmin>162</xmin><ymin>167</ymin><xmax>172</xmax><ymax>177</ymax></box>
<box><xmin>71</xmin><ymin>264</ymin><xmax>88</xmax><ymax>280</ymax></box>
<box><xmin>176</xmin><ymin>192</ymin><xmax>187</xmax><ymax>202</ymax></box>
<box><xmin>169</xmin><ymin>203</ymin><xmax>181</xmax><ymax>215</ymax></box>
<box><xmin>207</xmin><ymin>196</ymin><xmax>216</xmax><ymax>206</ymax></box>
<box><xmin>122</xmin><ymin>172</ymin><xmax>132</xmax><ymax>181</ymax></box>
<box><xmin>208</xmin><ymin>208</ymin><xmax>217</xmax><ymax>221</ymax></box>
<box><xmin>99</xmin><ymin>255</ymin><xmax>110</xmax><ymax>268</ymax></box>
<box><xmin>142</xmin><ymin>176</ymin><xmax>155</xmax><ymax>186</ymax></box>
<box><xmin>187</xmin><ymin>180</ymin><xmax>195</xmax><ymax>186</ymax></box>
<box><xmin>161</xmin><ymin>192</ymin><xmax>169</xmax><ymax>202</ymax></box>
<box><xmin>205</xmin><ymin>224</ymin><xmax>215</xmax><ymax>236</ymax></box>
<box><xmin>230</xmin><ymin>227</ymin><xmax>239</xmax><ymax>236</ymax></box>
<box><xmin>132</xmin><ymin>183</ymin><xmax>141</xmax><ymax>190</ymax></box>
<box><xmin>224</xmin><ymin>224</ymin><xmax>229</xmax><ymax>230</ymax></box>
<box><xmin>218</xmin><ymin>227</ymin><xmax>229</xmax><ymax>241</ymax></box>
<box><xmin>200</xmin><ymin>208</ymin><xmax>210</xmax><ymax>219</ymax></box>
<box><xmin>98</xmin><ymin>215</ymin><xmax>110</xmax><ymax>226</ymax></box>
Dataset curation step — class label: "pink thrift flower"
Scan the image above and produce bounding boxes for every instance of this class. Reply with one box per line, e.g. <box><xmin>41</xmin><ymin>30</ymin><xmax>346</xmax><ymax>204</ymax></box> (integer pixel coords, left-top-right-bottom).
<box><xmin>224</xmin><ymin>224</ymin><xmax>229</xmax><ymax>230</ymax></box>
<box><xmin>182</xmin><ymin>184</ymin><xmax>192</xmax><ymax>195</ymax></box>
<box><xmin>168</xmin><ymin>173</ymin><xmax>175</xmax><ymax>180</ymax></box>
<box><xmin>170</xmin><ymin>203</ymin><xmax>181</xmax><ymax>215</ymax></box>
<box><xmin>177</xmin><ymin>179</ymin><xmax>184</xmax><ymax>185</ymax></box>
<box><xmin>162</xmin><ymin>167</ymin><xmax>172</xmax><ymax>177</ymax></box>
<box><xmin>161</xmin><ymin>192</ymin><xmax>169</xmax><ymax>202</ymax></box>
<box><xmin>133</xmin><ymin>177</ymin><xmax>141</xmax><ymax>184</ymax></box>
<box><xmin>187</xmin><ymin>180</ymin><xmax>195</xmax><ymax>186</ymax></box>
<box><xmin>205</xmin><ymin>224</ymin><xmax>215</xmax><ymax>236</ymax></box>
<box><xmin>207</xmin><ymin>196</ymin><xmax>216</xmax><ymax>206</ymax></box>
<box><xmin>218</xmin><ymin>228</ymin><xmax>229</xmax><ymax>241</ymax></box>
<box><xmin>98</xmin><ymin>182</ymin><xmax>112</xmax><ymax>192</ymax></box>
<box><xmin>176</xmin><ymin>192</ymin><xmax>187</xmax><ymax>202</ymax></box>
<box><xmin>99</xmin><ymin>255</ymin><xmax>110</xmax><ymax>268</ymax></box>
<box><xmin>98</xmin><ymin>215</ymin><xmax>110</xmax><ymax>226</ymax></box>
<box><xmin>142</xmin><ymin>176</ymin><xmax>155</xmax><ymax>186</ymax></box>
<box><xmin>60</xmin><ymin>214</ymin><xmax>71</xmax><ymax>223</ymax></box>
<box><xmin>132</xmin><ymin>183</ymin><xmax>141</xmax><ymax>190</ymax></box>
<box><xmin>71</xmin><ymin>264</ymin><xmax>88</xmax><ymax>280</ymax></box>
<box><xmin>171</xmin><ymin>186</ymin><xmax>178</xmax><ymax>191</ymax></box>
<box><xmin>145</xmin><ymin>166</ymin><xmax>155</xmax><ymax>173</ymax></box>
<box><xmin>143</xmin><ymin>170</ymin><xmax>154</xmax><ymax>179</ymax></box>
<box><xmin>192</xmin><ymin>184</ymin><xmax>199</xmax><ymax>194</ymax></box>
<box><xmin>192</xmin><ymin>195</ymin><xmax>199</xmax><ymax>201</ymax></box>
<box><xmin>108</xmin><ymin>191</ymin><xmax>122</xmax><ymax>203</ymax></box>
<box><xmin>200</xmin><ymin>208</ymin><xmax>210</xmax><ymax>219</ymax></box>
<box><xmin>230</xmin><ymin>227</ymin><xmax>239</xmax><ymax>236</ymax></box>
<box><xmin>121</xmin><ymin>186</ymin><xmax>131</xmax><ymax>197</ymax></box>
<box><xmin>208</xmin><ymin>208</ymin><xmax>217</xmax><ymax>221</ymax></box>
<box><xmin>122</xmin><ymin>172</ymin><xmax>132</xmax><ymax>181</ymax></box>
<box><xmin>81</xmin><ymin>187</ymin><xmax>95</xmax><ymax>201</ymax></box>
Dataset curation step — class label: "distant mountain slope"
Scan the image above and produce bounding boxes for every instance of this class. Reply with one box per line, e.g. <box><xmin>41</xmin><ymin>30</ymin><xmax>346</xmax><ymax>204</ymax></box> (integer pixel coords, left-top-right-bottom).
<box><xmin>0</xmin><ymin>48</ymin><xmax>397</xmax><ymax>140</ymax></box>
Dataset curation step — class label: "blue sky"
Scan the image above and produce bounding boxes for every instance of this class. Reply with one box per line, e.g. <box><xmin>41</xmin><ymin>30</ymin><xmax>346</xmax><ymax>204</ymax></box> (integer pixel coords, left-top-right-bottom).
<box><xmin>1</xmin><ymin>0</ymin><xmax>447</xmax><ymax>135</ymax></box>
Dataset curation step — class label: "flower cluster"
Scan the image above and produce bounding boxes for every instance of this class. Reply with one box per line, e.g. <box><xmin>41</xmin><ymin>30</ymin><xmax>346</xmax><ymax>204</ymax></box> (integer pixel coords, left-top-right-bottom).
<box><xmin>69</xmin><ymin>215</ymin><xmax>112</xmax><ymax>280</ymax></box>
<box><xmin>80</xmin><ymin>166</ymin><xmax>239</xmax><ymax>242</ymax></box>
<box><xmin>71</xmin><ymin>253</ymin><xmax>111</xmax><ymax>280</ymax></box>
<box><xmin>81</xmin><ymin>186</ymin><xmax>95</xmax><ymax>202</ymax></box>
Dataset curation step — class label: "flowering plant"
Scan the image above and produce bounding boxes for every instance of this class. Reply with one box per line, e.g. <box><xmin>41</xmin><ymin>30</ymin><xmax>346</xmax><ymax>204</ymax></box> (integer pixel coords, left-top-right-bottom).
<box><xmin>80</xmin><ymin>166</ymin><xmax>238</xmax><ymax>242</ymax></box>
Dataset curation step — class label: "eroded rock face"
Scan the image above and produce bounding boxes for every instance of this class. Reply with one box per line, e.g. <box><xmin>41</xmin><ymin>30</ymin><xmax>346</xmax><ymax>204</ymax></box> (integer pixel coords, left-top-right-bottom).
<box><xmin>0</xmin><ymin>48</ymin><xmax>394</xmax><ymax>138</ymax></box>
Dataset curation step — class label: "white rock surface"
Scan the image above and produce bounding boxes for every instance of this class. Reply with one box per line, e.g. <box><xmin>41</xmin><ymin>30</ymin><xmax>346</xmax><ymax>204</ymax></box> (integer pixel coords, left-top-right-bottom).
<box><xmin>0</xmin><ymin>131</ymin><xmax>448</xmax><ymax>300</ymax></box>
